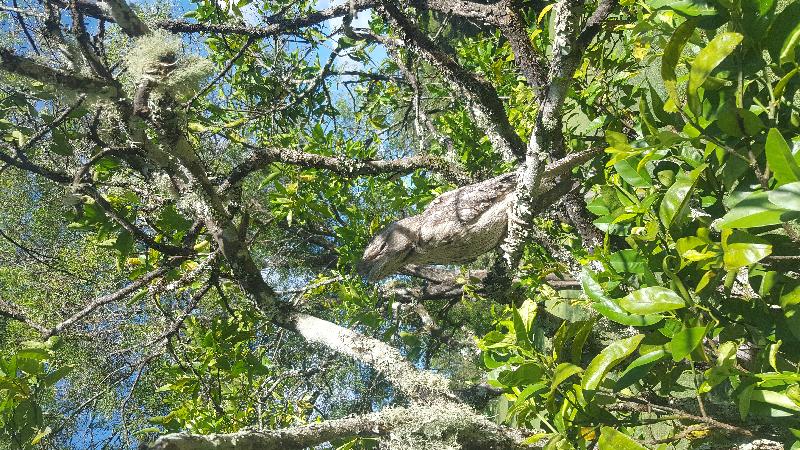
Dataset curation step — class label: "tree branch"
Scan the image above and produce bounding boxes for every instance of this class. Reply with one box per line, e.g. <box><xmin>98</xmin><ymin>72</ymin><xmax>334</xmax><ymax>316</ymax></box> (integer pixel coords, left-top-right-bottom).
<box><xmin>102</xmin><ymin>0</ymin><xmax>149</xmax><ymax>36</ymax></box>
<box><xmin>44</xmin><ymin>262</ymin><xmax>180</xmax><ymax>337</ymax></box>
<box><xmin>0</xmin><ymin>47</ymin><xmax>119</xmax><ymax>97</ymax></box>
<box><xmin>156</xmin><ymin>0</ymin><xmax>379</xmax><ymax>37</ymax></box>
<box><xmin>380</xmin><ymin>1</ymin><xmax>527</xmax><ymax>162</ymax></box>
<box><xmin>224</xmin><ymin>144</ymin><xmax>472</xmax><ymax>190</ymax></box>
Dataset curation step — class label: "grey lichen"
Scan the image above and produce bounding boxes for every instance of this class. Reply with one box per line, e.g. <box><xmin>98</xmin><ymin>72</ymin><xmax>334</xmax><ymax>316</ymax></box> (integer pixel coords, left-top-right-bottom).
<box><xmin>124</xmin><ymin>31</ymin><xmax>213</xmax><ymax>102</ymax></box>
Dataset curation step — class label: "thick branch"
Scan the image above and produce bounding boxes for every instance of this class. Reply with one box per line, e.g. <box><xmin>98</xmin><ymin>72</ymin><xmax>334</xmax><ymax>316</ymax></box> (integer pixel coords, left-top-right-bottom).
<box><xmin>147</xmin><ymin>403</ymin><xmax>534</xmax><ymax>450</ymax></box>
<box><xmin>503</xmin><ymin>0</ymin><xmax>596</xmax><ymax>268</ymax></box>
<box><xmin>225</xmin><ymin>145</ymin><xmax>472</xmax><ymax>190</ymax></box>
<box><xmin>0</xmin><ymin>48</ymin><xmax>118</xmax><ymax>97</ymax></box>
<box><xmin>102</xmin><ymin>0</ymin><xmax>149</xmax><ymax>36</ymax></box>
<box><xmin>280</xmin><ymin>312</ymin><xmax>456</xmax><ymax>402</ymax></box>
<box><xmin>0</xmin><ymin>147</ymin><xmax>71</xmax><ymax>184</ymax></box>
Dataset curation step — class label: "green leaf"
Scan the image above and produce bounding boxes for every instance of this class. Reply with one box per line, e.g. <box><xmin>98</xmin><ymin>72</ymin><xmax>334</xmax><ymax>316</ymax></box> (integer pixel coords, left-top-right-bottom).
<box><xmin>582</xmin><ymin>334</ymin><xmax>644</xmax><ymax>392</ymax></box>
<box><xmin>775</xmin><ymin>68</ymin><xmax>800</xmax><ymax>99</ymax></box>
<box><xmin>722</xmin><ymin>232</ymin><xmax>772</xmax><ymax>270</ymax></box>
<box><xmin>598</xmin><ymin>427</ymin><xmax>647</xmax><ymax>450</ymax></box>
<box><xmin>659</xmin><ymin>165</ymin><xmax>705</xmax><ymax>229</ymax></box>
<box><xmin>609</xmin><ymin>249</ymin><xmax>649</xmax><ymax>274</ymax></box>
<box><xmin>688</xmin><ymin>32</ymin><xmax>743</xmax><ymax>115</ymax></box>
<box><xmin>549</xmin><ymin>363</ymin><xmax>583</xmax><ymax>397</ymax></box>
<box><xmin>718</xmin><ymin>191</ymin><xmax>789</xmax><ymax>229</ymax></box>
<box><xmin>582</xmin><ymin>273</ymin><xmax>664</xmax><ymax>326</ymax></box>
<box><xmin>647</xmin><ymin>0</ymin><xmax>717</xmax><ymax>15</ymax></box>
<box><xmin>780</xmin><ymin>22</ymin><xmax>800</xmax><ymax>65</ymax></box>
<box><xmin>615</xmin><ymin>159</ymin><xmax>653</xmax><ymax>187</ymax></box>
<box><xmin>740</xmin><ymin>384</ymin><xmax>755</xmax><ymax>420</ymax></box>
<box><xmin>499</xmin><ymin>363</ymin><xmax>544</xmax><ymax>387</ymax></box>
<box><xmin>661</xmin><ymin>19</ymin><xmax>698</xmax><ymax>111</ymax></box>
<box><xmin>614</xmin><ymin>349</ymin><xmax>669</xmax><ymax>391</ymax></box>
<box><xmin>766</xmin><ymin>129</ymin><xmax>800</xmax><ymax>185</ymax></box>
<box><xmin>751</xmin><ymin>389</ymin><xmax>800</xmax><ymax>413</ymax></box>
<box><xmin>769</xmin><ymin>182</ymin><xmax>800</xmax><ymax>211</ymax></box>
<box><xmin>40</xmin><ymin>365</ymin><xmax>73</xmax><ymax>387</ymax></box>
<box><xmin>620</xmin><ymin>287</ymin><xmax>686</xmax><ymax>315</ymax></box>
<box><xmin>50</xmin><ymin>129</ymin><xmax>74</xmax><ymax>156</ymax></box>
<box><xmin>30</xmin><ymin>426</ymin><xmax>51</xmax><ymax>445</ymax></box>
<box><xmin>670</xmin><ymin>326</ymin><xmax>707</xmax><ymax>361</ymax></box>
<box><xmin>768</xmin><ymin>2</ymin><xmax>800</xmax><ymax>61</ymax></box>
<box><xmin>717</xmin><ymin>104</ymin><xmax>765</xmax><ymax>137</ymax></box>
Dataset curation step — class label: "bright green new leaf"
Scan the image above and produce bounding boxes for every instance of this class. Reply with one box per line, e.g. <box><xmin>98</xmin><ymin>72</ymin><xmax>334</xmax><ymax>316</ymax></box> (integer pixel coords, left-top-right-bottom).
<box><xmin>766</xmin><ymin>129</ymin><xmax>800</xmax><ymax>185</ymax></box>
<box><xmin>598</xmin><ymin>427</ymin><xmax>647</xmax><ymax>450</ymax></box>
<box><xmin>620</xmin><ymin>287</ymin><xmax>686</xmax><ymax>315</ymax></box>
<box><xmin>661</xmin><ymin>19</ymin><xmax>698</xmax><ymax>111</ymax></box>
<box><xmin>670</xmin><ymin>326</ymin><xmax>707</xmax><ymax>361</ymax></box>
<box><xmin>751</xmin><ymin>390</ymin><xmax>800</xmax><ymax>413</ymax></box>
<box><xmin>723</xmin><ymin>243</ymin><xmax>772</xmax><ymax>270</ymax></box>
<box><xmin>780</xmin><ymin>22</ymin><xmax>800</xmax><ymax>65</ymax></box>
<box><xmin>688</xmin><ymin>32</ymin><xmax>743</xmax><ymax>115</ymax></box>
<box><xmin>769</xmin><ymin>182</ymin><xmax>800</xmax><ymax>211</ymax></box>
<box><xmin>549</xmin><ymin>363</ymin><xmax>583</xmax><ymax>397</ymax></box>
<box><xmin>30</xmin><ymin>426</ymin><xmax>52</xmax><ymax>445</ymax></box>
<box><xmin>659</xmin><ymin>165</ymin><xmax>705</xmax><ymax>229</ymax></box>
<box><xmin>582</xmin><ymin>273</ymin><xmax>664</xmax><ymax>326</ymax></box>
<box><xmin>718</xmin><ymin>191</ymin><xmax>788</xmax><ymax>229</ymax></box>
<box><xmin>582</xmin><ymin>334</ymin><xmax>644</xmax><ymax>392</ymax></box>
<box><xmin>775</xmin><ymin>68</ymin><xmax>800</xmax><ymax>99</ymax></box>
<box><xmin>647</xmin><ymin>0</ymin><xmax>717</xmax><ymax>15</ymax></box>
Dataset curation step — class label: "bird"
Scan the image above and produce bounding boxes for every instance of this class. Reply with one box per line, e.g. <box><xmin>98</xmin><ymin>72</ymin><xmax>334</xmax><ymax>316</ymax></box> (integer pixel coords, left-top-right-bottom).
<box><xmin>358</xmin><ymin>172</ymin><xmax>517</xmax><ymax>282</ymax></box>
<box><xmin>357</xmin><ymin>148</ymin><xmax>598</xmax><ymax>281</ymax></box>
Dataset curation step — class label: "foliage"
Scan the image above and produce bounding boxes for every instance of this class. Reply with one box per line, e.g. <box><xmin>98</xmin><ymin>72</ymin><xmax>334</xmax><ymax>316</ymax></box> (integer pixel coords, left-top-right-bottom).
<box><xmin>1</xmin><ymin>0</ymin><xmax>800</xmax><ymax>448</ymax></box>
<box><xmin>475</xmin><ymin>0</ymin><xmax>800</xmax><ymax>447</ymax></box>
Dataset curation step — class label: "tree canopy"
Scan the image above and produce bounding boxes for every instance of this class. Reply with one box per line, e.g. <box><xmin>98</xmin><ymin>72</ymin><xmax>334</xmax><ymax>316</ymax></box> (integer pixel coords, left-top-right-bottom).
<box><xmin>1</xmin><ymin>0</ymin><xmax>800</xmax><ymax>448</ymax></box>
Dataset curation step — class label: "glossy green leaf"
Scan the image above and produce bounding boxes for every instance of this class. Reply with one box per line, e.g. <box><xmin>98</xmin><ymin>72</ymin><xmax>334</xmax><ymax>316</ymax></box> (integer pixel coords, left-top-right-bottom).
<box><xmin>751</xmin><ymin>389</ymin><xmax>800</xmax><ymax>413</ymax></box>
<box><xmin>659</xmin><ymin>165</ymin><xmax>705</xmax><ymax>229</ymax></box>
<box><xmin>582</xmin><ymin>273</ymin><xmax>664</xmax><ymax>326</ymax></box>
<box><xmin>768</xmin><ymin>2</ymin><xmax>800</xmax><ymax>61</ymax></box>
<box><xmin>723</xmin><ymin>242</ymin><xmax>772</xmax><ymax>270</ymax></box>
<box><xmin>769</xmin><ymin>182</ymin><xmax>800</xmax><ymax>211</ymax></box>
<box><xmin>688</xmin><ymin>32</ymin><xmax>743</xmax><ymax>115</ymax></box>
<box><xmin>780</xmin><ymin>22</ymin><xmax>800</xmax><ymax>65</ymax></box>
<box><xmin>647</xmin><ymin>0</ymin><xmax>717</xmax><ymax>15</ymax></box>
<box><xmin>614</xmin><ymin>349</ymin><xmax>669</xmax><ymax>391</ymax></box>
<box><xmin>582</xmin><ymin>334</ymin><xmax>644</xmax><ymax>392</ymax></box>
<box><xmin>661</xmin><ymin>19</ymin><xmax>698</xmax><ymax>111</ymax></box>
<box><xmin>598</xmin><ymin>427</ymin><xmax>647</xmax><ymax>450</ymax></box>
<box><xmin>670</xmin><ymin>326</ymin><xmax>706</xmax><ymax>361</ymax></box>
<box><xmin>620</xmin><ymin>287</ymin><xmax>686</xmax><ymax>315</ymax></box>
<box><xmin>615</xmin><ymin>159</ymin><xmax>653</xmax><ymax>188</ymax></box>
<box><xmin>549</xmin><ymin>363</ymin><xmax>583</xmax><ymax>397</ymax></box>
<box><xmin>775</xmin><ymin>68</ymin><xmax>800</xmax><ymax>99</ymax></box>
<box><xmin>766</xmin><ymin>129</ymin><xmax>800</xmax><ymax>185</ymax></box>
<box><xmin>718</xmin><ymin>191</ymin><xmax>788</xmax><ymax>229</ymax></box>
<box><xmin>609</xmin><ymin>249</ymin><xmax>649</xmax><ymax>274</ymax></box>
<box><xmin>498</xmin><ymin>363</ymin><xmax>544</xmax><ymax>387</ymax></box>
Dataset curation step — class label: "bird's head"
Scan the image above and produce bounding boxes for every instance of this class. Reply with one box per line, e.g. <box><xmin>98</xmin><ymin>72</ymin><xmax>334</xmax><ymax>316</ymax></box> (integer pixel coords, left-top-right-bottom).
<box><xmin>357</xmin><ymin>216</ymin><xmax>419</xmax><ymax>282</ymax></box>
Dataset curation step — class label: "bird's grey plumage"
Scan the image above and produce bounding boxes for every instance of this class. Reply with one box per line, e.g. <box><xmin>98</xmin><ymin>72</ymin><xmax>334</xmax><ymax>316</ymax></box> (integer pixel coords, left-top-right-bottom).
<box><xmin>358</xmin><ymin>173</ymin><xmax>516</xmax><ymax>281</ymax></box>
